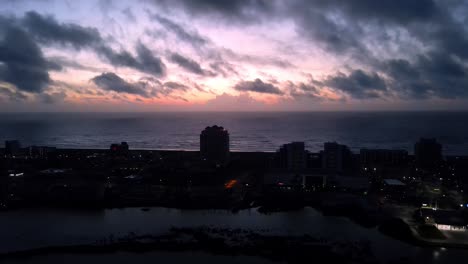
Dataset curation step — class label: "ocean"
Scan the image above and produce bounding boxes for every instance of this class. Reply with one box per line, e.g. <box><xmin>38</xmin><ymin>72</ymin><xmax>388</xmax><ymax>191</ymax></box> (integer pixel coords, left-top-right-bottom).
<box><xmin>0</xmin><ymin>112</ymin><xmax>467</xmax><ymax>155</ymax></box>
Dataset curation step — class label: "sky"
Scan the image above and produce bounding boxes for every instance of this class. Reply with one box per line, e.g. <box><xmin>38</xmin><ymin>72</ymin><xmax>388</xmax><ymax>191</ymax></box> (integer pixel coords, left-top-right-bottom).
<box><xmin>1</xmin><ymin>0</ymin><xmax>468</xmax><ymax>111</ymax></box>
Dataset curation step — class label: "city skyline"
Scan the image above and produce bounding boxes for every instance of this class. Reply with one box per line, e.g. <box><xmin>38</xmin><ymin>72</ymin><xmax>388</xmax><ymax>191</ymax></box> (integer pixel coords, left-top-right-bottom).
<box><xmin>2</xmin><ymin>0</ymin><xmax>468</xmax><ymax>111</ymax></box>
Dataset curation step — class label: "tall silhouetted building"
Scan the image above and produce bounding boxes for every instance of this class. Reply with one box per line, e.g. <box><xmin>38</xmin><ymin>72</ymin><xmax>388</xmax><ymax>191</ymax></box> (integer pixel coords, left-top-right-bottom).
<box><xmin>5</xmin><ymin>140</ymin><xmax>21</xmax><ymax>156</ymax></box>
<box><xmin>322</xmin><ymin>142</ymin><xmax>352</xmax><ymax>172</ymax></box>
<box><xmin>28</xmin><ymin>146</ymin><xmax>57</xmax><ymax>159</ymax></box>
<box><xmin>200</xmin><ymin>125</ymin><xmax>230</xmax><ymax>165</ymax></box>
<box><xmin>415</xmin><ymin>138</ymin><xmax>442</xmax><ymax>169</ymax></box>
<box><xmin>275</xmin><ymin>142</ymin><xmax>307</xmax><ymax>171</ymax></box>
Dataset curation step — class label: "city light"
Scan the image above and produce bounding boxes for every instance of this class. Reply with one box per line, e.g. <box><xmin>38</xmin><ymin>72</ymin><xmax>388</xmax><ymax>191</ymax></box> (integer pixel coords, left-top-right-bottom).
<box><xmin>224</xmin><ymin>180</ymin><xmax>237</xmax><ymax>189</ymax></box>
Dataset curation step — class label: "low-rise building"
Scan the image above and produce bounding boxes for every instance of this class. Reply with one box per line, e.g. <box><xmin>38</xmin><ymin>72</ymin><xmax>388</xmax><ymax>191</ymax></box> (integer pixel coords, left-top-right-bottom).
<box><xmin>382</xmin><ymin>179</ymin><xmax>406</xmax><ymax>200</ymax></box>
<box><xmin>420</xmin><ymin>208</ymin><xmax>467</xmax><ymax>231</ymax></box>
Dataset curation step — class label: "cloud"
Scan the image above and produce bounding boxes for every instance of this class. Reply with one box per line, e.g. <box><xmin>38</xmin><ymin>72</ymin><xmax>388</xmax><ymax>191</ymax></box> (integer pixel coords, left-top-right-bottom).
<box><xmin>3</xmin><ymin>1</ymin><xmax>468</xmax><ymax>108</ymax></box>
<box><xmin>38</xmin><ymin>91</ymin><xmax>66</xmax><ymax>104</ymax></box>
<box><xmin>97</xmin><ymin>46</ymin><xmax>140</xmax><ymax>68</ymax></box>
<box><xmin>20</xmin><ymin>12</ymin><xmax>166</xmax><ymax>77</ymax></box>
<box><xmin>157</xmin><ymin>0</ymin><xmax>437</xmax><ymax>33</ymax></box>
<box><xmin>324</xmin><ymin>70</ymin><xmax>387</xmax><ymax>99</ymax></box>
<box><xmin>169</xmin><ymin>52</ymin><xmax>212</xmax><ymax>76</ymax></box>
<box><xmin>308</xmin><ymin>0</ymin><xmax>438</xmax><ymax>24</ymax></box>
<box><xmin>153</xmin><ymin>0</ymin><xmax>438</xmax><ymax>27</ymax></box>
<box><xmin>96</xmin><ymin>43</ymin><xmax>166</xmax><ymax>76</ymax></box>
<box><xmin>222</xmin><ymin>48</ymin><xmax>295</xmax><ymax>69</ymax></box>
<box><xmin>285</xmin><ymin>81</ymin><xmax>322</xmax><ymax>100</ymax></box>
<box><xmin>147</xmin><ymin>12</ymin><xmax>208</xmax><ymax>47</ymax></box>
<box><xmin>0</xmin><ymin>25</ymin><xmax>54</xmax><ymax>93</ymax></box>
<box><xmin>0</xmin><ymin>86</ymin><xmax>28</xmax><ymax>101</ymax></box>
<box><xmin>163</xmin><ymin>81</ymin><xmax>189</xmax><ymax>91</ymax></box>
<box><xmin>154</xmin><ymin>0</ymin><xmax>273</xmax><ymax>22</ymax></box>
<box><xmin>209</xmin><ymin>61</ymin><xmax>239</xmax><ymax>77</ymax></box>
<box><xmin>139</xmin><ymin>77</ymin><xmax>198</xmax><ymax>98</ymax></box>
<box><xmin>149</xmin><ymin>0</ymin><xmax>468</xmax><ymax>101</ymax></box>
<box><xmin>122</xmin><ymin>7</ymin><xmax>136</xmax><ymax>22</ymax></box>
<box><xmin>234</xmin><ymin>78</ymin><xmax>283</xmax><ymax>95</ymax></box>
<box><xmin>147</xmin><ymin>4</ymin><xmax>293</xmax><ymax>73</ymax></box>
<box><xmin>281</xmin><ymin>0</ymin><xmax>468</xmax><ymax>100</ymax></box>
<box><xmin>91</xmin><ymin>72</ymin><xmax>149</xmax><ymax>97</ymax></box>
<box><xmin>203</xmin><ymin>92</ymin><xmax>268</xmax><ymax>111</ymax></box>
<box><xmin>22</xmin><ymin>11</ymin><xmax>102</xmax><ymax>49</ymax></box>
<box><xmin>48</xmin><ymin>56</ymin><xmax>106</xmax><ymax>72</ymax></box>
<box><xmin>91</xmin><ymin>73</ymin><xmax>198</xmax><ymax>99</ymax></box>
<box><xmin>135</xmin><ymin>42</ymin><xmax>166</xmax><ymax>76</ymax></box>
<box><xmin>146</xmin><ymin>7</ymin><xmax>293</xmax><ymax>76</ymax></box>
<box><xmin>382</xmin><ymin>52</ymin><xmax>468</xmax><ymax>99</ymax></box>
<box><xmin>293</xmin><ymin>10</ymin><xmax>366</xmax><ymax>55</ymax></box>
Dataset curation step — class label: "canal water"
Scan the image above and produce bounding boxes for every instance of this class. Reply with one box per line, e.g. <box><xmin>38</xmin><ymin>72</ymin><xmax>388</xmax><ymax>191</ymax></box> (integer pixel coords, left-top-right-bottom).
<box><xmin>0</xmin><ymin>207</ymin><xmax>467</xmax><ymax>263</ymax></box>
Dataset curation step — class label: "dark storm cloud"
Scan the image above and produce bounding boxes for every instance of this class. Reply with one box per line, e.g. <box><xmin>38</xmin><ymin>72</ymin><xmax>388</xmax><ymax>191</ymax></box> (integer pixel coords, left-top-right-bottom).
<box><xmin>286</xmin><ymin>0</ymin><xmax>437</xmax><ymax>59</ymax></box>
<box><xmin>155</xmin><ymin>0</ymin><xmax>273</xmax><ymax>21</ymax></box>
<box><xmin>135</xmin><ymin>42</ymin><xmax>166</xmax><ymax>76</ymax></box>
<box><xmin>22</xmin><ymin>11</ymin><xmax>102</xmax><ymax>49</ymax></box>
<box><xmin>160</xmin><ymin>0</ymin><xmax>437</xmax><ymax>24</ymax></box>
<box><xmin>96</xmin><ymin>43</ymin><xmax>166</xmax><ymax>76</ymax></box>
<box><xmin>147</xmin><ymin>12</ymin><xmax>208</xmax><ymax>47</ymax></box>
<box><xmin>308</xmin><ymin>0</ymin><xmax>438</xmax><ymax>24</ymax></box>
<box><xmin>176</xmin><ymin>0</ymin><xmax>263</xmax><ymax>15</ymax></box>
<box><xmin>234</xmin><ymin>78</ymin><xmax>283</xmax><ymax>95</ymax></box>
<box><xmin>163</xmin><ymin>0</ymin><xmax>437</xmax><ymax>27</ymax></box>
<box><xmin>91</xmin><ymin>72</ymin><xmax>149</xmax><ymax>97</ymax></box>
<box><xmin>149</xmin><ymin>0</ymin><xmax>441</xmax><ymax>58</ymax></box>
<box><xmin>169</xmin><ymin>53</ymin><xmax>210</xmax><ymax>76</ymax></box>
<box><xmin>96</xmin><ymin>46</ymin><xmax>140</xmax><ymax>68</ymax></box>
<box><xmin>384</xmin><ymin>59</ymin><xmax>420</xmax><ymax>80</ymax></box>
<box><xmin>325</xmin><ymin>70</ymin><xmax>387</xmax><ymax>99</ymax></box>
<box><xmin>45</xmin><ymin>60</ymin><xmax>63</xmax><ymax>71</ymax></box>
<box><xmin>293</xmin><ymin>0</ymin><xmax>468</xmax><ymax>99</ymax></box>
<box><xmin>0</xmin><ymin>25</ymin><xmax>54</xmax><ymax>93</ymax></box>
<box><xmin>19</xmin><ymin>12</ymin><xmax>166</xmax><ymax>77</ymax></box>
<box><xmin>430</xmin><ymin>21</ymin><xmax>468</xmax><ymax>60</ymax></box>
<box><xmin>2</xmin><ymin>1</ymin><xmax>468</xmax><ymax>103</ymax></box>
<box><xmin>292</xmin><ymin>10</ymin><xmax>366</xmax><ymax>55</ymax></box>
<box><xmin>383</xmin><ymin>52</ymin><xmax>468</xmax><ymax>99</ymax></box>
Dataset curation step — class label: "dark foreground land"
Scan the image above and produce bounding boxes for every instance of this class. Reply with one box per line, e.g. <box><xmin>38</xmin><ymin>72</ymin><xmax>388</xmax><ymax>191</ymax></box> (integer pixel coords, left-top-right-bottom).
<box><xmin>0</xmin><ymin>226</ymin><xmax>377</xmax><ymax>264</ymax></box>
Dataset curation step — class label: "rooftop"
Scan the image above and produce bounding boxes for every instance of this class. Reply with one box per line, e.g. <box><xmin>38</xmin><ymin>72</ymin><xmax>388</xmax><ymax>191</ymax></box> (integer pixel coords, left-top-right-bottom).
<box><xmin>383</xmin><ymin>179</ymin><xmax>406</xmax><ymax>186</ymax></box>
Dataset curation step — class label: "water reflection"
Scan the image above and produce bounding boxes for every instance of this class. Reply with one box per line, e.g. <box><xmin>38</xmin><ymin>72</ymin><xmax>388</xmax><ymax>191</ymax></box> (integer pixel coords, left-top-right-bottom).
<box><xmin>1</xmin><ymin>207</ymin><xmax>467</xmax><ymax>263</ymax></box>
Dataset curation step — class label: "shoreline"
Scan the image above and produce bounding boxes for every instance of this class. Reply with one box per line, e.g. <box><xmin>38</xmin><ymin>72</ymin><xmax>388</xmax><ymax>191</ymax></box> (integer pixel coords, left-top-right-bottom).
<box><xmin>1</xmin><ymin>205</ymin><xmax>468</xmax><ymax>254</ymax></box>
<box><xmin>1</xmin><ymin>147</ymin><xmax>467</xmax><ymax>158</ymax></box>
<box><xmin>0</xmin><ymin>226</ymin><xmax>376</xmax><ymax>263</ymax></box>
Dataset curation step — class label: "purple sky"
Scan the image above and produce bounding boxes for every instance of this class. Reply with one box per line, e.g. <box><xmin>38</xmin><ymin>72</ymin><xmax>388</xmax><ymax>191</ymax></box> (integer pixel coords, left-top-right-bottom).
<box><xmin>1</xmin><ymin>0</ymin><xmax>468</xmax><ymax>111</ymax></box>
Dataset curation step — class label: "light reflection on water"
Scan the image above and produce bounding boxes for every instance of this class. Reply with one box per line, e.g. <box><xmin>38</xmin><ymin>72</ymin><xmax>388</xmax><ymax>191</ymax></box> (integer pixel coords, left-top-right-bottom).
<box><xmin>0</xmin><ymin>207</ymin><xmax>467</xmax><ymax>263</ymax></box>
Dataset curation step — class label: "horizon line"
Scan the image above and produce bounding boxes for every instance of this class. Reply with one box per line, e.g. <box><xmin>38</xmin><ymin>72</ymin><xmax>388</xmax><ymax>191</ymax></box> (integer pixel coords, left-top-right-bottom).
<box><xmin>2</xmin><ymin>110</ymin><xmax>468</xmax><ymax>114</ymax></box>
